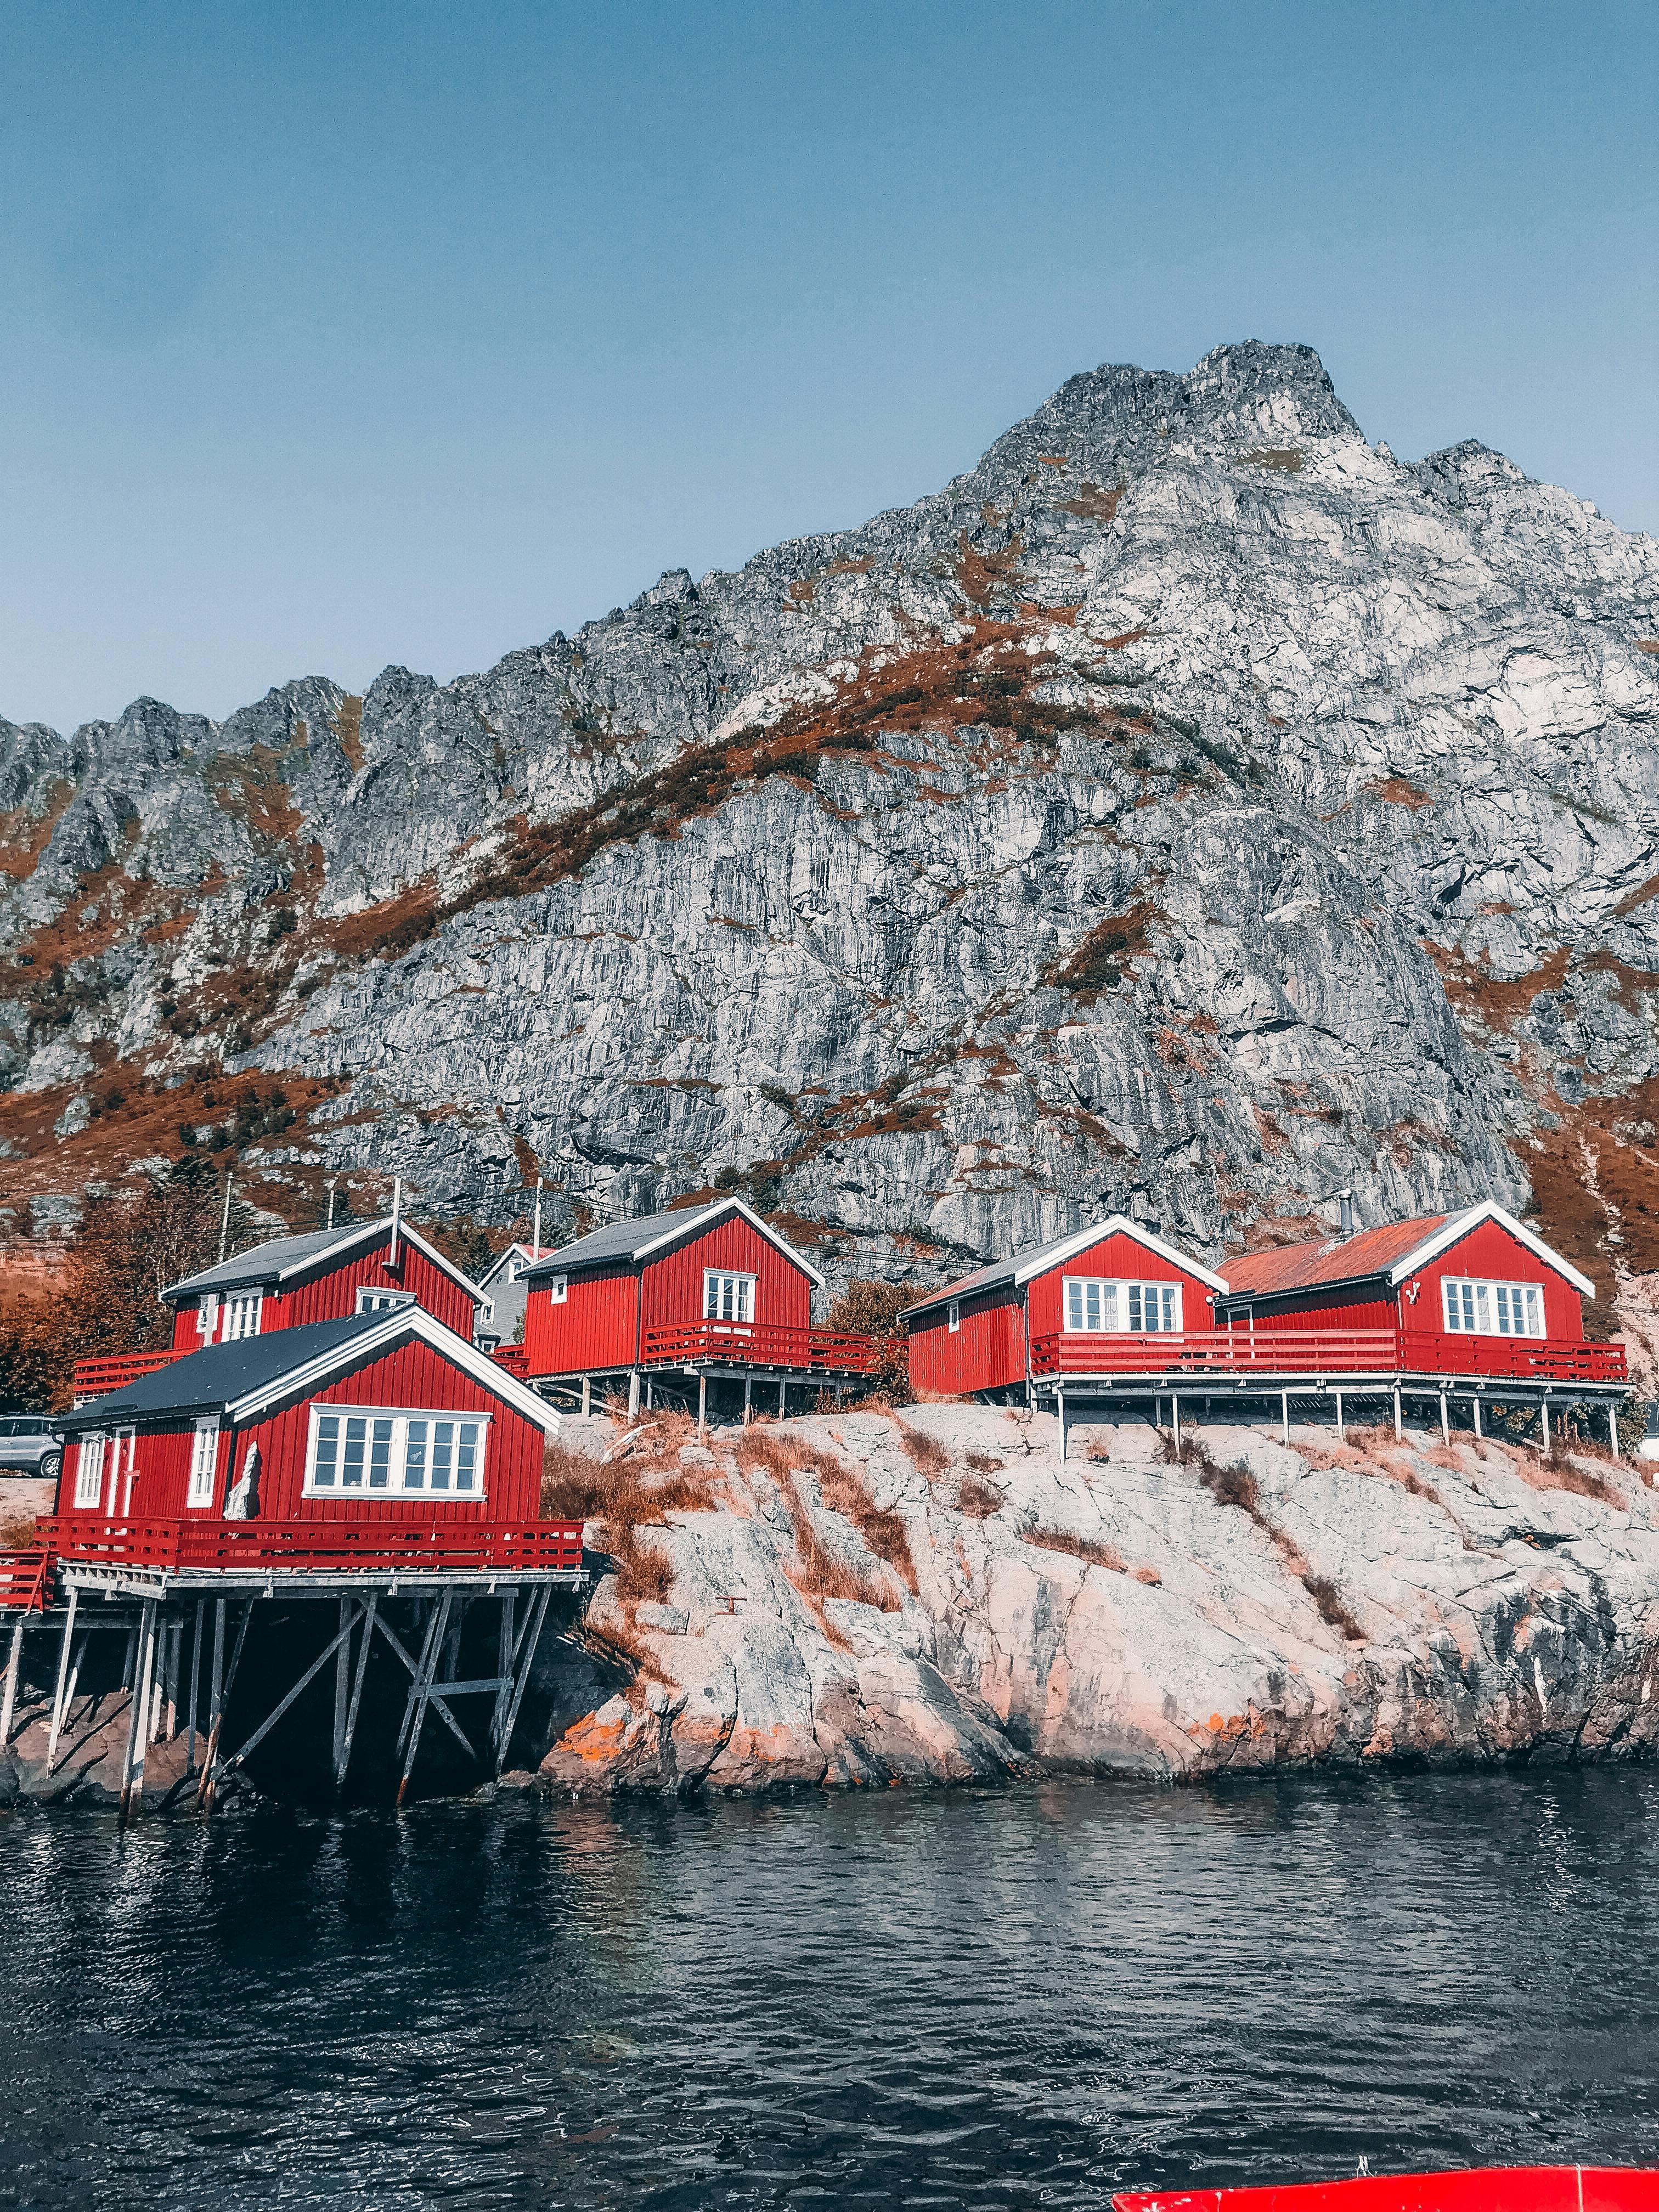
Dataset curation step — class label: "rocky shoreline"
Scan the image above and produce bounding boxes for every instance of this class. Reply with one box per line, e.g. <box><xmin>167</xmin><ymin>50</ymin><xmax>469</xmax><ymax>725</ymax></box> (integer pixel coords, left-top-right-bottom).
<box><xmin>530</xmin><ymin>1403</ymin><xmax>1659</xmax><ymax>1792</ymax></box>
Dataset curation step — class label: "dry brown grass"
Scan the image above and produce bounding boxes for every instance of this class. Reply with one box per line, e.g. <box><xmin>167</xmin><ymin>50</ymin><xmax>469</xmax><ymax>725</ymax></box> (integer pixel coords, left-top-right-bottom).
<box><xmin>778</xmin><ymin>1482</ymin><xmax>899</xmax><ymax>1647</ymax></box>
<box><xmin>1131</xmin><ymin>1565</ymin><xmax>1163</xmax><ymax>1586</ymax></box>
<box><xmin>964</xmin><ymin>1450</ymin><xmax>1002</xmax><ymax>1473</ymax></box>
<box><xmin>1021</xmin><ymin>1526</ymin><xmax>1126</xmax><ymax>1572</ymax></box>
<box><xmin>0</xmin><ymin>1514</ymin><xmax>38</xmax><ymax>1548</ymax></box>
<box><xmin>957</xmin><ymin>1474</ymin><xmax>1003</xmax><ymax>1518</ymax></box>
<box><xmin>541</xmin><ymin>1435</ymin><xmax>721</xmax><ymax>1610</ymax></box>
<box><xmin>892</xmin><ymin>1420</ymin><xmax>950</xmax><ymax>1479</ymax></box>
<box><xmin>816</xmin><ymin>1460</ymin><xmax>918</xmax><ymax>1592</ymax></box>
<box><xmin>1185</xmin><ymin>1442</ymin><xmax>1365</xmax><ymax>1642</ymax></box>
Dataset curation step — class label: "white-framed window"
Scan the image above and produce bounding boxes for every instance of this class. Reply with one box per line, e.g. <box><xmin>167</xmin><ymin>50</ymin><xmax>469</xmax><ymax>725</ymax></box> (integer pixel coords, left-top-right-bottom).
<box><xmin>357</xmin><ymin>1286</ymin><xmax>416</xmax><ymax>1314</ymax></box>
<box><xmin>545</xmin><ymin>1274</ymin><xmax>567</xmax><ymax>1303</ymax></box>
<box><xmin>947</xmin><ymin>1299</ymin><xmax>961</xmax><ymax>1333</ymax></box>
<box><xmin>304</xmin><ymin>1404</ymin><xmax>490</xmax><ymax>1498</ymax></box>
<box><xmin>1442</xmin><ymin>1278</ymin><xmax>1544</xmax><ymax>1338</ymax></box>
<box><xmin>74</xmin><ymin>1431</ymin><xmax>106</xmax><ymax>1509</ymax></box>
<box><xmin>222</xmin><ymin>1291</ymin><xmax>263</xmax><ymax>1341</ymax></box>
<box><xmin>704</xmin><ymin>1270</ymin><xmax>755</xmax><ymax>1323</ymax></box>
<box><xmin>1063</xmin><ymin>1277</ymin><xmax>1182</xmax><ymax>1334</ymax></box>
<box><xmin>196</xmin><ymin>1293</ymin><xmax>219</xmax><ymax>1339</ymax></box>
<box><xmin>187</xmin><ymin>1418</ymin><xmax>220</xmax><ymax>1507</ymax></box>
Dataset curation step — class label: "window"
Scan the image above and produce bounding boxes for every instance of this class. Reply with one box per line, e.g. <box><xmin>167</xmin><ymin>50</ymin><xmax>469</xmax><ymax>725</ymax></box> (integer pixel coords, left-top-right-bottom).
<box><xmin>357</xmin><ymin>1286</ymin><xmax>416</xmax><ymax>1314</ymax></box>
<box><xmin>196</xmin><ymin>1293</ymin><xmax>219</xmax><ymax>1339</ymax></box>
<box><xmin>704</xmin><ymin>1271</ymin><xmax>755</xmax><ymax>1324</ymax></box>
<box><xmin>1442</xmin><ymin>1278</ymin><xmax>1543</xmax><ymax>1338</ymax></box>
<box><xmin>947</xmin><ymin>1300</ymin><xmax>961</xmax><ymax>1333</ymax></box>
<box><xmin>187</xmin><ymin>1418</ymin><xmax>219</xmax><ymax>1507</ymax></box>
<box><xmin>305</xmin><ymin>1406</ymin><xmax>489</xmax><ymax>1498</ymax></box>
<box><xmin>545</xmin><ymin>1274</ymin><xmax>567</xmax><ymax>1303</ymax></box>
<box><xmin>1063</xmin><ymin>1278</ymin><xmax>1181</xmax><ymax>1333</ymax></box>
<box><xmin>74</xmin><ymin>1432</ymin><xmax>106</xmax><ymax>1509</ymax></box>
<box><xmin>222</xmin><ymin>1292</ymin><xmax>263</xmax><ymax>1341</ymax></box>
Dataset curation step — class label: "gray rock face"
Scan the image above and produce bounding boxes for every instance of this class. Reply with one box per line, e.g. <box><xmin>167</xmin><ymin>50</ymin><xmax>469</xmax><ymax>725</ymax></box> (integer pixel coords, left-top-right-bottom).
<box><xmin>538</xmin><ymin>1407</ymin><xmax>1659</xmax><ymax>1792</ymax></box>
<box><xmin>3</xmin><ymin>341</ymin><xmax>1658</xmax><ymax>1304</ymax></box>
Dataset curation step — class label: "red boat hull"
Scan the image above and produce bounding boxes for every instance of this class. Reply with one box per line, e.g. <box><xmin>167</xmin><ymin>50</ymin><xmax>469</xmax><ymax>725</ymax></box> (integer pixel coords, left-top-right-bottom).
<box><xmin>1115</xmin><ymin>2169</ymin><xmax>1659</xmax><ymax>2212</ymax></box>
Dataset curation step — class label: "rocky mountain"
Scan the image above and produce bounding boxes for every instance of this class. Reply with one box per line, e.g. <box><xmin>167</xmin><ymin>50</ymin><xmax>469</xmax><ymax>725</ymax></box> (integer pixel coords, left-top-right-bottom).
<box><xmin>4</xmin><ymin>341</ymin><xmax>1658</xmax><ymax>1314</ymax></box>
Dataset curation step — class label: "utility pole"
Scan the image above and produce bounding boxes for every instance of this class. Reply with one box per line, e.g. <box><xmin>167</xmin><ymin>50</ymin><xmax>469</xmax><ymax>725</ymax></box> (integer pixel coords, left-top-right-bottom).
<box><xmin>389</xmin><ymin>1176</ymin><xmax>403</xmax><ymax>1269</ymax></box>
<box><xmin>218</xmin><ymin>1173</ymin><xmax>234</xmax><ymax>1264</ymax></box>
<box><xmin>532</xmin><ymin>1176</ymin><xmax>543</xmax><ymax>1262</ymax></box>
<box><xmin>325</xmin><ymin>1177</ymin><xmax>337</xmax><ymax>1230</ymax></box>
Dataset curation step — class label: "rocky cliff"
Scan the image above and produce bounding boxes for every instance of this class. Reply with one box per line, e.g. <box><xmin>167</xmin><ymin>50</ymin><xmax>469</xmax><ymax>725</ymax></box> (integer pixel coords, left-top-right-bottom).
<box><xmin>3</xmin><ymin>342</ymin><xmax>1658</xmax><ymax>1310</ymax></box>
<box><xmin>539</xmin><ymin>1404</ymin><xmax>1659</xmax><ymax>1788</ymax></box>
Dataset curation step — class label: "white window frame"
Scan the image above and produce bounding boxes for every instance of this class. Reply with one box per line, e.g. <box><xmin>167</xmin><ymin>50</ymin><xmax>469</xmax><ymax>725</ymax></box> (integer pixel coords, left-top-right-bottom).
<box><xmin>1063</xmin><ymin>1277</ymin><xmax>1182</xmax><ymax>1334</ymax></box>
<box><xmin>947</xmin><ymin>1299</ymin><xmax>961</xmax><ymax>1333</ymax></box>
<box><xmin>703</xmin><ymin>1269</ymin><xmax>755</xmax><ymax>1324</ymax></box>
<box><xmin>303</xmin><ymin>1403</ymin><xmax>492</xmax><ymax>1500</ymax></box>
<box><xmin>356</xmin><ymin>1286</ymin><xmax>417</xmax><ymax>1314</ymax></box>
<box><xmin>187</xmin><ymin>1417</ymin><xmax>220</xmax><ymax>1508</ymax></box>
<box><xmin>545</xmin><ymin>1274</ymin><xmax>567</xmax><ymax>1303</ymax></box>
<box><xmin>1442</xmin><ymin>1277</ymin><xmax>1544</xmax><ymax>1339</ymax></box>
<box><xmin>75</xmin><ymin>1431</ymin><xmax>106</xmax><ymax>1509</ymax></box>
<box><xmin>197</xmin><ymin>1293</ymin><xmax>219</xmax><ymax>1340</ymax></box>
<box><xmin>222</xmin><ymin>1291</ymin><xmax>263</xmax><ymax>1342</ymax></box>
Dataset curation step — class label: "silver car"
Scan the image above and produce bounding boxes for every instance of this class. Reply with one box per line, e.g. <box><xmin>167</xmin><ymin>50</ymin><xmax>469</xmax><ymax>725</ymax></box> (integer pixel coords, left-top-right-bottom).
<box><xmin>0</xmin><ymin>1416</ymin><xmax>61</xmax><ymax>1480</ymax></box>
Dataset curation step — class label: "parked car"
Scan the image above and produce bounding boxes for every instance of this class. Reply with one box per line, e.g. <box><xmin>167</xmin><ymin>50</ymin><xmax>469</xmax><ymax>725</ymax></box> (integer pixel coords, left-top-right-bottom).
<box><xmin>0</xmin><ymin>1416</ymin><xmax>61</xmax><ymax>1480</ymax></box>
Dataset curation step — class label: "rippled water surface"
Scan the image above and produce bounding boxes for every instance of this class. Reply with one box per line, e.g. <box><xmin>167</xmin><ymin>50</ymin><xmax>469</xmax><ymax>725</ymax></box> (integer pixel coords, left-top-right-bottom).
<box><xmin>5</xmin><ymin>1770</ymin><xmax>1659</xmax><ymax>2208</ymax></box>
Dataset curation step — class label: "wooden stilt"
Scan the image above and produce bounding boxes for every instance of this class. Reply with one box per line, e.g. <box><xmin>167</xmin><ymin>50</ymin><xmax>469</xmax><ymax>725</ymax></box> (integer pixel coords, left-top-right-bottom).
<box><xmin>1172</xmin><ymin>1393</ymin><xmax>1181</xmax><ymax>1454</ymax></box>
<box><xmin>200</xmin><ymin>1598</ymin><xmax>253</xmax><ymax>1813</ymax></box>
<box><xmin>494</xmin><ymin>1585</ymin><xmax>550</xmax><ymax>1774</ymax></box>
<box><xmin>337</xmin><ymin>1595</ymin><xmax>377</xmax><ymax>1787</ymax></box>
<box><xmin>45</xmin><ymin>1587</ymin><xmax>80</xmax><ymax>1775</ymax></box>
<box><xmin>697</xmin><ymin>1372</ymin><xmax>707</xmax><ymax>1434</ymax></box>
<box><xmin>1540</xmin><ymin>1401</ymin><xmax>1550</xmax><ymax>1449</ymax></box>
<box><xmin>121</xmin><ymin>1622</ymin><xmax>137</xmax><ymax>1691</ymax></box>
<box><xmin>1393</xmin><ymin>1386</ymin><xmax>1403</xmax><ymax>1441</ymax></box>
<box><xmin>1334</xmin><ymin>1390</ymin><xmax>1344</xmax><ymax>1444</ymax></box>
<box><xmin>580</xmin><ymin>1374</ymin><xmax>591</xmax><ymax>1418</ymax></box>
<box><xmin>397</xmin><ymin>1591</ymin><xmax>452</xmax><ymax>1806</ymax></box>
<box><xmin>370</xmin><ymin>1610</ymin><xmax>474</xmax><ymax>1756</ymax></box>
<box><xmin>185</xmin><ymin>1600</ymin><xmax>204</xmax><ymax>1775</ymax></box>
<box><xmin>331</xmin><ymin>1596</ymin><xmax>352</xmax><ymax>1783</ymax></box>
<box><xmin>627</xmin><ymin>1370</ymin><xmax>640</xmax><ymax>1417</ymax></box>
<box><xmin>0</xmin><ymin>1614</ymin><xmax>24</xmax><ymax>1749</ymax></box>
<box><xmin>1281</xmin><ymin>1390</ymin><xmax>1290</xmax><ymax>1446</ymax></box>
<box><xmin>162</xmin><ymin>1617</ymin><xmax>180</xmax><ymax>1742</ymax></box>
<box><xmin>743</xmin><ymin>1376</ymin><xmax>752</xmax><ymax>1424</ymax></box>
<box><xmin>1472</xmin><ymin>1395</ymin><xmax>1483</xmax><ymax>1441</ymax></box>
<box><xmin>645</xmin><ymin>1374</ymin><xmax>653</xmax><ymax>1410</ymax></box>
<box><xmin>777</xmin><ymin>1378</ymin><xmax>786</xmax><ymax>1417</ymax></box>
<box><xmin>1439</xmin><ymin>1391</ymin><xmax>1449</xmax><ymax>1444</ymax></box>
<box><xmin>120</xmin><ymin>1600</ymin><xmax>159</xmax><ymax>1822</ymax></box>
<box><xmin>489</xmin><ymin>1591</ymin><xmax>516</xmax><ymax>1764</ymax></box>
<box><xmin>1610</xmin><ymin>1402</ymin><xmax>1621</xmax><ymax>1455</ymax></box>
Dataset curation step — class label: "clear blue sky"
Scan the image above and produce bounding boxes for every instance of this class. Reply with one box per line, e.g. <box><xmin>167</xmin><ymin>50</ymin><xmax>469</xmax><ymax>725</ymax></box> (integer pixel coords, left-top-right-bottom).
<box><xmin>2</xmin><ymin>0</ymin><xmax>1654</xmax><ymax>737</ymax></box>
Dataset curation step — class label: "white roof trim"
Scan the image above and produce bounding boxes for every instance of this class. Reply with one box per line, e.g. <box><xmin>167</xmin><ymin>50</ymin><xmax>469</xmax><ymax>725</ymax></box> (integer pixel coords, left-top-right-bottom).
<box><xmin>227</xmin><ymin>1308</ymin><xmax>562</xmax><ymax>1433</ymax></box>
<box><xmin>1385</xmin><ymin>1201</ymin><xmax>1595</xmax><ymax>1299</ymax></box>
<box><xmin>1011</xmin><ymin>1215</ymin><xmax>1230</xmax><ymax>1295</ymax></box>
<box><xmin>631</xmin><ymin>1196</ymin><xmax>827</xmax><ymax>1288</ymax></box>
<box><xmin>164</xmin><ymin>1217</ymin><xmax>487</xmax><ymax>1307</ymax></box>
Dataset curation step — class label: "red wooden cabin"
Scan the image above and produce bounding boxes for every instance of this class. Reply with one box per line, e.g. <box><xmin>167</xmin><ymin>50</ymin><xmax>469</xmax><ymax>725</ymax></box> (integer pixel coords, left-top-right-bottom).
<box><xmin>1214</xmin><ymin>1200</ymin><xmax>1615</xmax><ymax>1385</ymax></box>
<box><xmin>53</xmin><ymin>1305</ymin><xmax>561</xmax><ymax>1541</ymax></box>
<box><xmin>903</xmin><ymin>1215</ymin><xmax>1229</xmax><ymax>1400</ymax></box>
<box><xmin>72</xmin><ymin>1216</ymin><xmax>486</xmax><ymax>1402</ymax></box>
<box><xmin>520</xmin><ymin>1196</ymin><xmax>878</xmax><ymax>1415</ymax></box>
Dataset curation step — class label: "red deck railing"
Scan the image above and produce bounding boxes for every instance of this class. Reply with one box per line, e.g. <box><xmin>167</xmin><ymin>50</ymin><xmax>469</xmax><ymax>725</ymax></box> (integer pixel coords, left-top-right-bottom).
<box><xmin>0</xmin><ymin>1549</ymin><xmax>52</xmax><ymax>1611</ymax></box>
<box><xmin>1029</xmin><ymin>1327</ymin><xmax>1628</xmax><ymax>1386</ymax></box>
<box><xmin>71</xmin><ymin>1348</ymin><xmax>180</xmax><ymax>1401</ymax></box>
<box><xmin>641</xmin><ymin>1320</ymin><xmax>882</xmax><ymax>1375</ymax></box>
<box><xmin>38</xmin><ymin>1516</ymin><xmax>585</xmax><ymax>1577</ymax></box>
<box><xmin>489</xmin><ymin>1345</ymin><xmax>531</xmax><ymax>1380</ymax></box>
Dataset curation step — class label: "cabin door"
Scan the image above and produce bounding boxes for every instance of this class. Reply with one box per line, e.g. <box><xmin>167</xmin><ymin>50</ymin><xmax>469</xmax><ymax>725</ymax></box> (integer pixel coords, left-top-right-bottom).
<box><xmin>109</xmin><ymin>1428</ymin><xmax>137</xmax><ymax>1515</ymax></box>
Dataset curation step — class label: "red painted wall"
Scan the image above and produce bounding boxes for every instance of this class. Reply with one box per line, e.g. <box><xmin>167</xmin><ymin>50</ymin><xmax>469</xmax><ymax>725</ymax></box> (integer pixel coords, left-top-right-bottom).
<box><xmin>641</xmin><ymin>1215</ymin><xmax>811</xmax><ymax>1331</ymax></box>
<box><xmin>523</xmin><ymin>1263</ymin><xmax>639</xmax><ymax>1376</ymax></box>
<box><xmin>522</xmin><ymin>1216</ymin><xmax>815</xmax><ymax>1376</ymax></box>
<box><xmin>168</xmin><ymin>1233</ymin><xmax>476</xmax><ymax>1348</ymax></box>
<box><xmin>1231</xmin><ymin>1221</ymin><xmax>1584</xmax><ymax>1341</ymax></box>
<box><xmin>63</xmin><ymin>1337</ymin><xmax>541</xmax><ymax>1522</ymax></box>
<box><xmin>908</xmin><ymin>1285</ymin><xmax>1027</xmax><ymax>1396</ymax></box>
<box><xmin>1025</xmin><ymin>1230</ymin><xmax>1215</xmax><ymax>1338</ymax></box>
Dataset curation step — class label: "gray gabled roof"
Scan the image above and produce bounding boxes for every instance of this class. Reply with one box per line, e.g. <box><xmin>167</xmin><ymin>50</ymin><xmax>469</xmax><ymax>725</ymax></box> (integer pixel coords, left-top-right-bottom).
<box><xmin>520</xmin><ymin>1196</ymin><xmax>826</xmax><ymax>1287</ymax></box>
<box><xmin>163</xmin><ymin>1217</ymin><xmax>486</xmax><ymax>1306</ymax></box>
<box><xmin>898</xmin><ymin>1238</ymin><xmax>1052</xmax><ymax>1322</ymax></box>
<box><xmin>61</xmin><ymin>1316</ymin><xmax>382</xmax><ymax>1430</ymax></box>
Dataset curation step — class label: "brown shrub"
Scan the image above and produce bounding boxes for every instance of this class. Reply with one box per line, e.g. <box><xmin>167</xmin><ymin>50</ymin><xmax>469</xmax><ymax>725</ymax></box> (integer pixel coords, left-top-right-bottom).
<box><xmin>1536</xmin><ymin>1444</ymin><xmax>1623</xmax><ymax>1506</ymax></box>
<box><xmin>0</xmin><ymin>1514</ymin><xmax>38</xmax><ymax>1548</ymax></box>
<box><xmin>817</xmin><ymin>1461</ymin><xmax>918</xmax><ymax>1592</ymax></box>
<box><xmin>780</xmin><ymin>1481</ymin><xmax>899</xmax><ymax>1629</ymax></box>
<box><xmin>1021</xmin><ymin>1526</ymin><xmax>1125</xmax><ymax>1572</ymax></box>
<box><xmin>893</xmin><ymin>1420</ymin><xmax>950</xmax><ymax>1479</ymax></box>
<box><xmin>1303</xmin><ymin>1573</ymin><xmax>1365</xmax><ymax>1642</ymax></box>
<box><xmin>1131</xmin><ymin>1565</ymin><xmax>1162</xmax><ymax>1586</ymax></box>
<box><xmin>964</xmin><ymin>1451</ymin><xmax>1002</xmax><ymax>1473</ymax></box>
<box><xmin>732</xmin><ymin>1426</ymin><xmax>841</xmax><ymax>1486</ymax></box>
<box><xmin>957</xmin><ymin>1474</ymin><xmax>1003</xmax><ymax>1518</ymax></box>
<box><xmin>1190</xmin><ymin>1447</ymin><xmax>1365</xmax><ymax>1641</ymax></box>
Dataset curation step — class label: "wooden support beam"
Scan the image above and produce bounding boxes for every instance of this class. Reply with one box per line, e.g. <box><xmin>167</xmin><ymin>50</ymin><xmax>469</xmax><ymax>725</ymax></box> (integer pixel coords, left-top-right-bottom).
<box><xmin>627</xmin><ymin>1369</ymin><xmax>640</xmax><ymax>1417</ymax></box>
<box><xmin>1281</xmin><ymin>1390</ymin><xmax>1290</xmax><ymax>1446</ymax></box>
<box><xmin>1439</xmin><ymin>1391</ymin><xmax>1449</xmax><ymax>1444</ymax></box>
<box><xmin>494</xmin><ymin>1586</ymin><xmax>550</xmax><ymax>1776</ymax></box>
<box><xmin>200</xmin><ymin>1598</ymin><xmax>253</xmax><ymax>1813</ymax></box>
<box><xmin>45</xmin><ymin>1587</ymin><xmax>80</xmax><ymax>1776</ymax></box>
<box><xmin>1172</xmin><ymin>1393</ymin><xmax>1182</xmax><ymax>1454</ymax></box>
<box><xmin>336</xmin><ymin>1594</ymin><xmax>377</xmax><ymax>1788</ymax></box>
<box><xmin>397</xmin><ymin>1591</ymin><xmax>453</xmax><ymax>1807</ymax></box>
<box><xmin>1539</xmin><ymin>1400</ymin><xmax>1551</xmax><ymax>1449</ymax></box>
<box><xmin>489</xmin><ymin>1591</ymin><xmax>516</xmax><ymax>1767</ymax></box>
<box><xmin>331</xmin><ymin>1595</ymin><xmax>352</xmax><ymax>1784</ymax></box>
<box><xmin>697</xmin><ymin>1371</ymin><xmax>707</xmax><ymax>1434</ymax></box>
<box><xmin>580</xmin><ymin>1374</ymin><xmax>591</xmax><ymax>1418</ymax></box>
<box><xmin>1610</xmin><ymin>1402</ymin><xmax>1621</xmax><ymax>1455</ymax></box>
<box><xmin>0</xmin><ymin>1613</ymin><xmax>24</xmax><ymax>1749</ymax></box>
<box><xmin>185</xmin><ymin>1600</ymin><xmax>204</xmax><ymax>1776</ymax></box>
<box><xmin>120</xmin><ymin>1600</ymin><xmax>159</xmax><ymax>1823</ymax></box>
<box><xmin>1334</xmin><ymin>1390</ymin><xmax>1344</xmax><ymax>1444</ymax></box>
<box><xmin>1472</xmin><ymin>1394</ymin><xmax>1483</xmax><ymax>1441</ymax></box>
<box><xmin>370</xmin><ymin>1610</ymin><xmax>474</xmax><ymax>1757</ymax></box>
<box><xmin>1393</xmin><ymin>1386</ymin><xmax>1403</xmax><ymax>1441</ymax></box>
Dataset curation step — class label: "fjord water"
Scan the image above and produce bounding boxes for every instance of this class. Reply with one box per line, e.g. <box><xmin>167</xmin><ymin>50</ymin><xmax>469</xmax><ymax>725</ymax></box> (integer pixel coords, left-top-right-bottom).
<box><xmin>5</xmin><ymin>1771</ymin><xmax>1659</xmax><ymax>2209</ymax></box>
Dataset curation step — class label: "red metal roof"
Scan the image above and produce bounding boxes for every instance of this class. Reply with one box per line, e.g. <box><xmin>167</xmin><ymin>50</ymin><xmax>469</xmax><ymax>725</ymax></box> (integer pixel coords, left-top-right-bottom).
<box><xmin>1222</xmin><ymin>1212</ymin><xmax>1452</xmax><ymax>1299</ymax></box>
